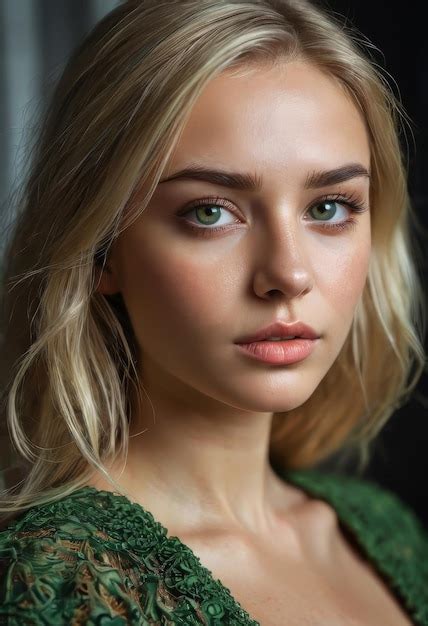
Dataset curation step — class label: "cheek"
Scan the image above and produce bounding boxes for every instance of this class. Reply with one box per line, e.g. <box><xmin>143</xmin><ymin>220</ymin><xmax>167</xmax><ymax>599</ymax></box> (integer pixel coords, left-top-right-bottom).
<box><xmin>116</xmin><ymin>233</ymin><xmax>236</xmax><ymax>341</ymax></box>
<box><xmin>318</xmin><ymin>235</ymin><xmax>371</xmax><ymax>318</ymax></box>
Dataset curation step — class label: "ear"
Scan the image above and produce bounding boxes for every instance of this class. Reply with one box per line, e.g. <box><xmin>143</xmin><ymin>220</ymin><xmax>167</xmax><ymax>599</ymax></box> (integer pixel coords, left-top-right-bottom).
<box><xmin>94</xmin><ymin>259</ymin><xmax>121</xmax><ymax>295</ymax></box>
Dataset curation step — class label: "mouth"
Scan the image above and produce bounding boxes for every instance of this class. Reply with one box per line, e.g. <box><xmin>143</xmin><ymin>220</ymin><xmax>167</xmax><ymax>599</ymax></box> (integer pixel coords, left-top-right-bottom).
<box><xmin>235</xmin><ymin>337</ymin><xmax>319</xmax><ymax>365</ymax></box>
<box><xmin>235</xmin><ymin>320</ymin><xmax>320</xmax><ymax>344</ymax></box>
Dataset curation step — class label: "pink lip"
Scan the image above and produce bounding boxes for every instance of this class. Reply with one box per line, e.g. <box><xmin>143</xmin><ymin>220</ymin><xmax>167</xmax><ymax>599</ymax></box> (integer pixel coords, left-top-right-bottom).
<box><xmin>235</xmin><ymin>320</ymin><xmax>320</xmax><ymax>344</ymax></box>
<box><xmin>235</xmin><ymin>338</ymin><xmax>318</xmax><ymax>365</ymax></box>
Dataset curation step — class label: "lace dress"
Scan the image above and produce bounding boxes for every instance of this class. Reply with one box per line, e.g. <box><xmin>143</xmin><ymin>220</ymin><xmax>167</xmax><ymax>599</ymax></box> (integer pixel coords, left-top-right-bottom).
<box><xmin>0</xmin><ymin>469</ymin><xmax>427</xmax><ymax>625</ymax></box>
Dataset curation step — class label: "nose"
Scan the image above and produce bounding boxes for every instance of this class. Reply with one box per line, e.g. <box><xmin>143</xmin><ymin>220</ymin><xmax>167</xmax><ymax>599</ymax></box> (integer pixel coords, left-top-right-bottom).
<box><xmin>252</xmin><ymin>218</ymin><xmax>314</xmax><ymax>301</ymax></box>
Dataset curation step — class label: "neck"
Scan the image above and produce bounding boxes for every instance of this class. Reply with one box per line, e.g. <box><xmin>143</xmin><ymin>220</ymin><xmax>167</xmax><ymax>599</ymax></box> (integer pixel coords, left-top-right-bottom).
<box><xmin>90</xmin><ymin>360</ymin><xmax>305</xmax><ymax>536</ymax></box>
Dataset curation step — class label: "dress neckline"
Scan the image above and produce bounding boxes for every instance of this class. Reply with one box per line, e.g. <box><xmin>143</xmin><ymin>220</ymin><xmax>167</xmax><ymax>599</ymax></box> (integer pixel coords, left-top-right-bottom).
<box><xmin>64</xmin><ymin>467</ymin><xmax>424</xmax><ymax>625</ymax></box>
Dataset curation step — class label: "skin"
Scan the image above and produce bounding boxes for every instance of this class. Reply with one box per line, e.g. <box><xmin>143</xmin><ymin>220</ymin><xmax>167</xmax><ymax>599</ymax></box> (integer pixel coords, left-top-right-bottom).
<box><xmin>92</xmin><ymin>59</ymin><xmax>372</xmax><ymax>551</ymax></box>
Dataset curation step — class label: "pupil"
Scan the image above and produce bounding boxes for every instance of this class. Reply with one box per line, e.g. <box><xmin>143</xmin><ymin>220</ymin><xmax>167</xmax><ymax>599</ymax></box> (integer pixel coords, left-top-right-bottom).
<box><xmin>196</xmin><ymin>205</ymin><xmax>221</xmax><ymax>225</ymax></box>
<box><xmin>313</xmin><ymin>201</ymin><xmax>336</xmax><ymax>221</ymax></box>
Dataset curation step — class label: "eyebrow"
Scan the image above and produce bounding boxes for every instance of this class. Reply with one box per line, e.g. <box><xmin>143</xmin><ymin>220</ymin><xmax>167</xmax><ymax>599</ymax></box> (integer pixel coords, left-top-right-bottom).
<box><xmin>158</xmin><ymin>162</ymin><xmax>371</xmax><ymax>191</ymax></box>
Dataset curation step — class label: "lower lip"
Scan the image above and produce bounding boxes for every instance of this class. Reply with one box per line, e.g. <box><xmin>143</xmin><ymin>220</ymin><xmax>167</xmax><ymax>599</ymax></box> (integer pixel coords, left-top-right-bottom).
<box><xmin>235</xmin><ymin>339</ymin><xmax>318</xmax><ymax>365</ymax></box>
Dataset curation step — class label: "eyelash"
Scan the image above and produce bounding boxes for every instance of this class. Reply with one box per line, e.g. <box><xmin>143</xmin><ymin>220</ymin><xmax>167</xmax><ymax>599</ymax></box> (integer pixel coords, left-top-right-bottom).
<box><xmin>176</xmin><ymin>192</ymin><xmax>369</xmax><ymax>238</ymax></box>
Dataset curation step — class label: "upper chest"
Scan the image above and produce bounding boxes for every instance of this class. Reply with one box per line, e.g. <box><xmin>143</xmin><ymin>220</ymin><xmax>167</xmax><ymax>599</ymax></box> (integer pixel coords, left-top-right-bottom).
<box><xmin>171</xmin><ymin>499</ymin><xmax>413</xmax><ymax>626</ymax></box>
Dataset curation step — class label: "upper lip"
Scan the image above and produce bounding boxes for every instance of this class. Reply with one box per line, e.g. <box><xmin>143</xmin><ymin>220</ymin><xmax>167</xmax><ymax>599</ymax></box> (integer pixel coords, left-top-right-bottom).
<box><xmin>235</xmin><ymin>320</ymin><xmax>320</xmax><ymax>343</ymax></box>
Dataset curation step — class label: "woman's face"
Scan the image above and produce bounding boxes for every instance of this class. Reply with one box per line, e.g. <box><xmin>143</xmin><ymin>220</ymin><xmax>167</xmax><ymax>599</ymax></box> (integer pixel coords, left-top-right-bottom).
<box><xmin>98</xmin><ymin>59</ymin><xmax>371</xmax><ymax>417</ymax></box>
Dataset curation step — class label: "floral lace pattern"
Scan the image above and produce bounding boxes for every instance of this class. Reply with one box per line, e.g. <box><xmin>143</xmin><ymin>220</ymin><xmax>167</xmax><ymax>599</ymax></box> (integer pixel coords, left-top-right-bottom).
<box><xmin>0</xmin><ymin>469</ymin><xmax>427</xmax><ymax>625</ymax></box>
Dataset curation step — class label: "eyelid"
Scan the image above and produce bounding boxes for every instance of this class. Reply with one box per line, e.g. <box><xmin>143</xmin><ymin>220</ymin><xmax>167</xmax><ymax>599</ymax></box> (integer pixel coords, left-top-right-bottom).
<box><xmin>177</xmin><ymin>190</ymin><xmax>369</xmax><ymax>219</ymax></box>
<box><xmin>177</xmin><ymin>195</ymin><xmax>238</xmax><ymax>214</ymax></box>
<box><xmin>175</xmin><ymin>192</ymin><xmax>369</xmax><ymax>238</ymax></box>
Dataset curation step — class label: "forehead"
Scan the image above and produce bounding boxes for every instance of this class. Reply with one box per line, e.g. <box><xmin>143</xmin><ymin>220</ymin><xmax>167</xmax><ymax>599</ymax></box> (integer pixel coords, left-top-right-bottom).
<box><xmin>165</xmin><ymin>60</ymin><xmax>370</xmax><ymax>184</ymax></box>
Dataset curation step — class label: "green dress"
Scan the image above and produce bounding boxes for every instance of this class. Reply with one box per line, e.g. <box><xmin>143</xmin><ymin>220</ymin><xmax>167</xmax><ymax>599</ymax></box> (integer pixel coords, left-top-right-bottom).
<box><xmin>0</xmin><ymin>468</ymin><xmax>427</xmax><ymax>625</ymax></box>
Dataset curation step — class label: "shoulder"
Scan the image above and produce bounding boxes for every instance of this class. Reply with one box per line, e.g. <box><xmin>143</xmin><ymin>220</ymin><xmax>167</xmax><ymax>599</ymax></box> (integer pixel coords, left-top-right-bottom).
<box><xmin>286</xmin><ymin>468</ymin><xmax>428</xmax><ymax>550</ymax></box>
<box><xmin>0</xmin><ymin>487</ymin><xmax>165</xmax><ymax>625</ymax></box>
<box><xmin>286</xmin><ymin>468</ymin><xmax>428</xmax><ymax>620</ymax></box>
<box><xmin>329</xmin><ymin>470</ymin><xmax>426</xmax><ymax>532</ymax></box>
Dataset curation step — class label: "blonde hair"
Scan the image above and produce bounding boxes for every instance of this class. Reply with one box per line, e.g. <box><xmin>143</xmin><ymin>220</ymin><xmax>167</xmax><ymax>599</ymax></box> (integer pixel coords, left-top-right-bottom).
<box><xmin>0</xmin><ymin>0</ymin><xmax>426</xmax><ymax>521</ymax></box>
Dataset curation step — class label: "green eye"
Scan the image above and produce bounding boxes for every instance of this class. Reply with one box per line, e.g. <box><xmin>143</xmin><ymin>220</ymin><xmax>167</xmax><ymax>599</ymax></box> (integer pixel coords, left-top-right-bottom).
<box><xmin>310</xmin><ymin>201</ymin><xmax>338</xmax><ymax>221</ymax></box>
<box><xmin>177</xmin><ymin>192</ymin><xmax>368</xmax><ymax>238</ymax></box>
<box><xmin>194</xmin><ymin>205</ymin><xmax>222</xmax><ymax>225</ymax></box>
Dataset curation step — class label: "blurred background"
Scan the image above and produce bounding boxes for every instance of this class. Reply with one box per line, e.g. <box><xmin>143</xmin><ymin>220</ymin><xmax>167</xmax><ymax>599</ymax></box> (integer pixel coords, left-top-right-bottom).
<box><xmin>0</xmin><ymin>1</ymin><xmax>427</xmax><ymax>525</ymax></box>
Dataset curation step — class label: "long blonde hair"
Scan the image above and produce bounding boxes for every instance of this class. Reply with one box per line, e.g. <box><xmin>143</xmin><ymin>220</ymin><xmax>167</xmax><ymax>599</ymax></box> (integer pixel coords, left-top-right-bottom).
<box><xmin>0</xmin><ymin>0</ymin><xmax>426</xmax><ymax>520</ymax></box>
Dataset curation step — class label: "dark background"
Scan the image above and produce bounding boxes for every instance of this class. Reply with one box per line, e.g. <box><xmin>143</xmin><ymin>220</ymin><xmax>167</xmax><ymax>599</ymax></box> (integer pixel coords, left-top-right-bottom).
<box><xmin>323</xmin><ymin>0</ymin><xmax>428</xmax><ymax>528</ymax></box>
<box><xmin>0</xmin><ymin>1</ymin><xmax>427</xmax><ymax>525</ymax></box>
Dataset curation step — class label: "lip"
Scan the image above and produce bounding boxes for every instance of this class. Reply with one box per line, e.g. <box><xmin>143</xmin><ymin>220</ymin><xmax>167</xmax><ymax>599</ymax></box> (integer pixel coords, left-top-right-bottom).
<box><xmin>235</xmin><ymin>338</ymin><xmax>318</xmax><ymax>365</ymax></box>
<box><xmin>235</xmin><ymin>320</ymin><xmax>320</xmax><ymax>344</ymax></box>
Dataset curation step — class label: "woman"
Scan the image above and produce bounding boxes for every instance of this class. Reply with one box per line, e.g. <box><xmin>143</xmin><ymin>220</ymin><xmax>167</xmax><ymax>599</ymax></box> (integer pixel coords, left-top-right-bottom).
<box><xmin>0</xmin><ymin>0</ymin><xmax>427</xmax><ymax>624</ymax></box>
